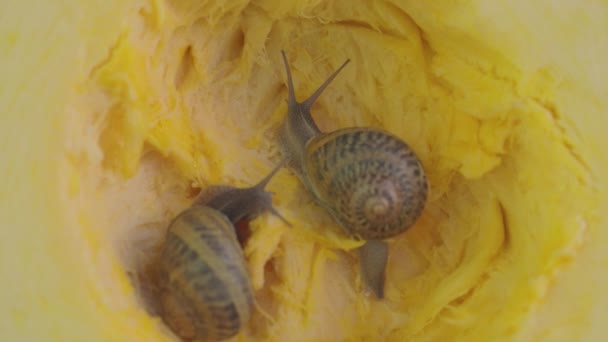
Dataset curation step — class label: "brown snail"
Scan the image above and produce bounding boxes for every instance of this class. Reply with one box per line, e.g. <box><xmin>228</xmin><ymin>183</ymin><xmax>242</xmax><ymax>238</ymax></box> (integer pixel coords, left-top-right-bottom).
<box><xmin>158</xmin><ymin>162</ymin><xmax>289</xmax><ymax>341</ymax></box>
<box><xmin>277</xmin><ymin>50</ymin><xmax>428</xmax><ymax>299</ymax></box>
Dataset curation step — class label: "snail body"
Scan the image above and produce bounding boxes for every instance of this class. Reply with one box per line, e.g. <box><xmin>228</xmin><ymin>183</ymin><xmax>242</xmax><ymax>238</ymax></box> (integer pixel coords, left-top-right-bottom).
<box><xmin>158</xmin><ymin>163</ymin><xmax>287</xmax><ymax>341</ymax></box>
<box><xmin>277</xmin><ymin>51</ymin><xmax>427</xmax><ymax>298</ymax></box>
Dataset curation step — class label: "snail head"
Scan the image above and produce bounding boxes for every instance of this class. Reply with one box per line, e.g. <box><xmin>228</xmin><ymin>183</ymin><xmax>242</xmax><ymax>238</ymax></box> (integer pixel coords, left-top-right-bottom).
<box><xmin>205</xmin><ymin>160</ymin><xmax>292</xmax><ymax>227</ymax></box>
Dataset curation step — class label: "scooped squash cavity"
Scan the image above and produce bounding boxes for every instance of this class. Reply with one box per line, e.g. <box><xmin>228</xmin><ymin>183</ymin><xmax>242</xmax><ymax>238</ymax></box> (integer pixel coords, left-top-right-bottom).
<box><xmin>1</xmin><ymin>0</ymin><xmax>607</xmax><ymax>341</ymax></box>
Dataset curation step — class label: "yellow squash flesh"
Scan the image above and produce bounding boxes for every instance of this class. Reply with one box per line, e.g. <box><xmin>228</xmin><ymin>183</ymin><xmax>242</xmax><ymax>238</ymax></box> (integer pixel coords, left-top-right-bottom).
<box><xmin>1</xmin><ymin>0</ymin><xmax>607</xmax><ymax>341</ymax></box>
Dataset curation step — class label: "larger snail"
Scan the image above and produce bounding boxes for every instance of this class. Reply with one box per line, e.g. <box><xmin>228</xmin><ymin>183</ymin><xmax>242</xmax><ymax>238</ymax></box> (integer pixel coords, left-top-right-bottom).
<box><xmin>157</xmin><ymin>162</ymin><xmax>289</xmax><ymax>341</ymax></box>
<box><xmin>276</xmin><ymin>50</ymin><xmax>428</xmax><ymax>299</ymax></box>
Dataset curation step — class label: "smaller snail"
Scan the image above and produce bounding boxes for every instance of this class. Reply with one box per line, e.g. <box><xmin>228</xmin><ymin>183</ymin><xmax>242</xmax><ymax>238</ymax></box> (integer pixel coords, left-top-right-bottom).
<box><xmin>158</xmin><ymin>162</ymin><xmax>289</xmax><ymax>341</ymax></box>
<box><xmin>276</xmin><ymin>50</ymin><xmax>428</xmax><ymax>298</ymax></box>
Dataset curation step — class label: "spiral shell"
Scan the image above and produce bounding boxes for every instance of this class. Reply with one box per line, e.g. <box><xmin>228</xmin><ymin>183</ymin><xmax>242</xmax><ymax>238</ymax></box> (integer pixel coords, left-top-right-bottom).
<box><xmin>159</xmin><ymin>206</ymin><xmax>253</xmax><ymax>341</ymax></box>
<box><xmin>304</xmin><ymin>127</ymin><xmax>428</xmax><ymax>240</ymax></box>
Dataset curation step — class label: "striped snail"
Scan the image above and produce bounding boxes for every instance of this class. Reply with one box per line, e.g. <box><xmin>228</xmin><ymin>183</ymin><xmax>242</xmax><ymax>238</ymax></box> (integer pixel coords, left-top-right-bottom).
<box><xmin>158</xmin><ymin>162</ymin><xmax>289</xmax><ymax>341</ymax></box>
<box><xmin>277</xmin><ymin>50</ymin><xmax>428</xmax><ymax>299</ymax></box>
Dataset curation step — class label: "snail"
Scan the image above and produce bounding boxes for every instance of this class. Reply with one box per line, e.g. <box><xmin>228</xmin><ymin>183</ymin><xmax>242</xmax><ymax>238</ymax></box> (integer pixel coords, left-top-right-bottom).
<box><xmin>158</xmin><ymin>162</ymin><xmax>289</xmax><ymax>341</ymax></box>
<box><xmin>276</xmin><ymin>50</ymin><xmax>428</xmax><ymax>299</ymax></box>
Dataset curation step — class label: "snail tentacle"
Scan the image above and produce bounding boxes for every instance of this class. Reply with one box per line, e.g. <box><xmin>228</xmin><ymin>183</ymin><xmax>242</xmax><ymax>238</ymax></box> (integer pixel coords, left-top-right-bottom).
<box><xmin>301</xmin><ymin>58</ymin><xmax>350</xmax><ymax>112</ymax></box>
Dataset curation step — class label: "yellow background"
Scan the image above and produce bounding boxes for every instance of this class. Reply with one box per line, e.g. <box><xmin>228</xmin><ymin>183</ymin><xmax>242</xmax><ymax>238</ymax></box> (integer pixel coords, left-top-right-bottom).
<box><xmin>1</xmin><ymin>1</ymin><xmax>607</xmax><ymax>341</ymax></box>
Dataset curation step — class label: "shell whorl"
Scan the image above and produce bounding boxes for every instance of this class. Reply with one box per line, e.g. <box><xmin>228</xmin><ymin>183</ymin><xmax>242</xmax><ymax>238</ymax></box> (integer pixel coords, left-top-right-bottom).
<box><xmin>159</xmin><ymin>206</ymin><xmax>253</xmax><ymax>341</ymax></box>
<box><xmin>304</xmin><ymin>128</ymin><xmax>428</xmax><ymax>240</ymax></box>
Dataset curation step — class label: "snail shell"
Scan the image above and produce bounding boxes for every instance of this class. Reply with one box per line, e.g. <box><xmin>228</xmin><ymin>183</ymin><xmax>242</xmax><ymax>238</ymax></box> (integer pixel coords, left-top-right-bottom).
<box><xmin>160</xmin><ymin>206</ymin><xmax>252</xmax><ymax>341</ymax></box>
<box><xmin>158</xmin><ymin>163</ymin><xmax>288</xmax><ymax>341</ymax></box>
<box><xmin>304</xmin><ymin>127</ymin><xmax>427</xmax><ymax>240</ymax></box>
<box><xmin>277</xmin><ymin>50</ymin><xmax>427</xmax><ymax>298</ymax></box>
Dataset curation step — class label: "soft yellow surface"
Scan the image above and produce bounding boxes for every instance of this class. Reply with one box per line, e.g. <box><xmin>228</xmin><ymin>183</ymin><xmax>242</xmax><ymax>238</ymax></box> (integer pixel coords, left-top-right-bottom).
<box><xmin>1</xmin><ymin>0</ymin><xmax>607</xmax><ymax>341</ymax></box>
